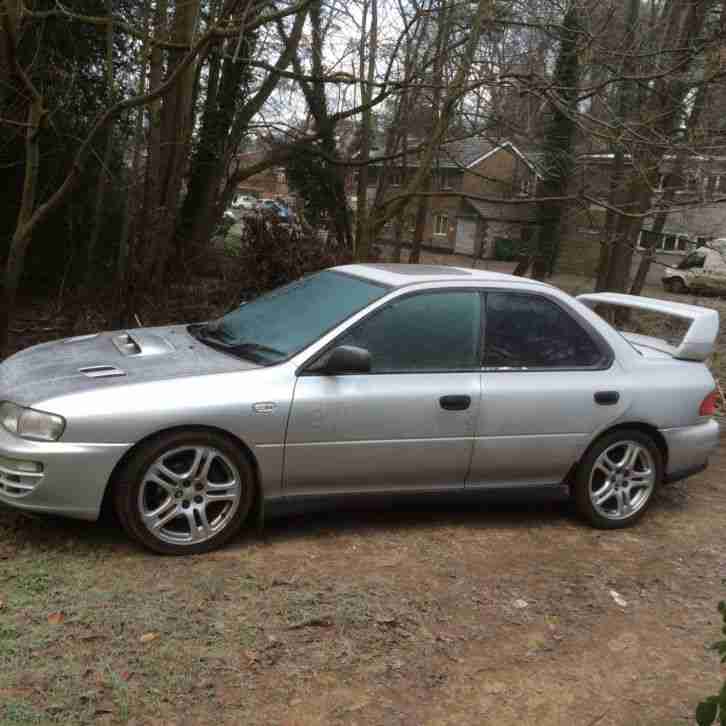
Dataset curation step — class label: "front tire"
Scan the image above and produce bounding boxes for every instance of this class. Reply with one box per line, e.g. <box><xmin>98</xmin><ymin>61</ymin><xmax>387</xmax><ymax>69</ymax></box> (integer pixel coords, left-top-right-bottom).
<box><xmin>574</xmin><ymin>430</ymin><xmax>663</xmax><ymax>529</ymax></box>
<box><xmin>113</xmin><ymin>430</ymin><xmax>255</xmax><ymax>555</ymax></box>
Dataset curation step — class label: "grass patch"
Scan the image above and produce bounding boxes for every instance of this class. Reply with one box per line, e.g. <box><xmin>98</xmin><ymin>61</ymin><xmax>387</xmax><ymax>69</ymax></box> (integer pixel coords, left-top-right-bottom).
<box><xmin>0</xmin><ymin>701</ymin><xmax>45</xmax><ymax>724</ymax></box>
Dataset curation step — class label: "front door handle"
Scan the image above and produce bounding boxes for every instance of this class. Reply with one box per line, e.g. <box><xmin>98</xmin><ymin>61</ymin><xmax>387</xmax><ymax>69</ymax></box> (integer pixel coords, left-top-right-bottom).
<box><xmin>439</xmin><ymin>395</ymin><xmax>471</xmax><ymax>411</ymax></box>
<box><xmin>594</xmin><ymin>391</ymin><xmax>620</xmax><ymax>405</ymax></box>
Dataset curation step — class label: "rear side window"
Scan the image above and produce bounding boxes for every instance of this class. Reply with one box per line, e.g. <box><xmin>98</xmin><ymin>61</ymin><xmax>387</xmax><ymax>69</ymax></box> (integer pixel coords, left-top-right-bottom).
<box><xmin>483</xmin><ymin>292</ymin><xmax>606</xmax><ymax>369</ymax></box>
<box><xmin>338</xmin><ymin>291</ymin><xmax>481</xmax><ymax>372</ymax></box>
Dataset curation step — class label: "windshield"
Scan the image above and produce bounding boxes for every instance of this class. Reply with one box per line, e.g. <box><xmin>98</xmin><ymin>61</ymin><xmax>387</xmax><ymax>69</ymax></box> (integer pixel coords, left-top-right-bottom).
<box><xmin>189</xmin><ymin>270</ymin><xmax>389</xmax><ymax>364</ymax></box>
<box><xmin>677</xmin><ymin>252</ymin><xmax>705</xmax><ymax>270</ymax></box>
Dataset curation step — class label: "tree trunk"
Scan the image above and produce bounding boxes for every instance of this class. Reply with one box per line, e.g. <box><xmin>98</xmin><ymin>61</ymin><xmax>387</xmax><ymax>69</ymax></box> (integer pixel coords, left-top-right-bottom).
<box><xmin>354</xmin><ymin>0</ymin><xmax>378</xmax><ymax>260</ymax></box>
<box><xmin>409</xmin><ymin>2</ymin><xmax>447</xmax><ymax>265</ymax></box>
<box><xmin>630</xmin><ymin>82</ymin><xmax>709</xmax><ymax>296</ymax></box>
<box><xmin>85</xmin><ymin>0</ymin><xmax>115</xmax><ymax>286</ymax></box>
<box><xmin>116</xmin><ymin>0</ymin><xmax>152</xmax><ymax>328</ymax></box>
<box><xmin>595</xmin><ymin>149</ymin><xmax>624</xmax><ymax>291</ymax></box>
<box><xmin>531</xmin><ymin>2</ymin><xmax>580</xmax><ymax>280</ymax></box>
<box><xmin>0</xmin><ymin>0</ymin><xmax>42</xmax><ymax>355</ymax></box>
<box><xmin>1</xmin><ymin>99</ymin><xmax>42</xmax><ymax>356</ymax></box>
<box><xmin>364</xmin><ymin>0</ymin><xmax>491</xmax><ymax>245</ymax></box>
<box><xmin>141</xmin><ymin>0</ymin><xmax>167</xmax><ymax>275</ymax></box>
<box><xmin>598</xmin><ymin>0</ymin><xmax>710</xmax><ymax>292</ymax></box>
<box><xmin>152</xmin><ymin>0</ymin><xmax>200</xmax><ymax>281</ymax></box>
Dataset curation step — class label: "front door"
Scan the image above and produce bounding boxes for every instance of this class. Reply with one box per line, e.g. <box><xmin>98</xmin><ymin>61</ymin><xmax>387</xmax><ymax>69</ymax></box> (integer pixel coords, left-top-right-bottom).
<box><xmin>455</xmin><ymin>218</ymin><xmax>477</xmax><ymax>255</ymax></box>
<box><xmin>468</xmin><ymin>291</ymin><xmax>626</xmax><ymax>488</ymax></box>
<box><xmin>284</xmin><ymin>290</ymin><xmax>483</xmax><ymax>495</ymax></box>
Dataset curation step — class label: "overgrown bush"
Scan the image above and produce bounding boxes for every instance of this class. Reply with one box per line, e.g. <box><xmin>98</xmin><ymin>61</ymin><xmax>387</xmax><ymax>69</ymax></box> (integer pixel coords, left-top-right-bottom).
<box><xmin>696</xmin><ymin>599</ymin><xmax>726</xmax><ymax>725</ymax></box>
<box><xmin>226</xmin><ymin>215</ymin><xmax>353</xmax><ymax>295</ymax></box>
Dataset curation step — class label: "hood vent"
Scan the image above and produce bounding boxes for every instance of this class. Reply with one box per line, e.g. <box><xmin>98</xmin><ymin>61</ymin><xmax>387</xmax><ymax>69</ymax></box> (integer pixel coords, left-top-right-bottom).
<box><xmin>79</xmin><ymin>365</ymin><xmax>126</xmax><ymax>379</ymax></box>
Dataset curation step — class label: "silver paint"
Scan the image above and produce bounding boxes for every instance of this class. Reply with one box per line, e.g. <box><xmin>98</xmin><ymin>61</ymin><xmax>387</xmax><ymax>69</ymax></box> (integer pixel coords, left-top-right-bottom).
<box><xmin>0</xmin><ymin>264</ymin><xmax>719</xmax><ymax>523</ymax></box>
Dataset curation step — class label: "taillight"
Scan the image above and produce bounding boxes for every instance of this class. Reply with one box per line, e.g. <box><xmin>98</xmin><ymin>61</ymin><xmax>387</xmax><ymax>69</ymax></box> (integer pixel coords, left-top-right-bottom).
<box><xmin>699</xmin><ymin>390</ymin><xmax>720</xmax><ymax>417</ymax></box>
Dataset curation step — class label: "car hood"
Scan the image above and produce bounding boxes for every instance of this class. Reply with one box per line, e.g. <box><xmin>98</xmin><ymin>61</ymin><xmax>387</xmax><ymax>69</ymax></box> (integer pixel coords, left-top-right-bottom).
<box><xmin>0</xmin><ymin>325</ymin><xmax>258</xmax><ymax>406</ymax></box>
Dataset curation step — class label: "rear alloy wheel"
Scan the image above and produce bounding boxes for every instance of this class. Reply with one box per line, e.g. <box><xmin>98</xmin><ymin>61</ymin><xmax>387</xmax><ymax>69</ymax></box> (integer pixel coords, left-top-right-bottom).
<box><xmin>575</xmin><ymin>430</ymin><xmax>662</xmax><ymax>529</ymax></box>
<box><xmin>114</xmin><ymin>431</ymin><xmax>255</xmax><ymax>554</ymax></box>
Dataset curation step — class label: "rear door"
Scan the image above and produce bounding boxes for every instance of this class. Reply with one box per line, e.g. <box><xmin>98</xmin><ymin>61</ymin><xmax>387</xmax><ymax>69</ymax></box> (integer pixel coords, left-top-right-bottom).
<box><xmin>468</xmin><ymin>291</ymin><xmax>626</xmax><ymax>488</ymax></box>
<box><xmin>284</xmin><ymin>289</ymin><xmax>483</xmax><ymax>495</ymax></box>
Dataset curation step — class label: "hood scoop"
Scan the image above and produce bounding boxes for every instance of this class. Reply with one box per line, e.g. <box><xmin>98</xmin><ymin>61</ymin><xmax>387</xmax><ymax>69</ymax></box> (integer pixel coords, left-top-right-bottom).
<box><xmin>113</xmin><ymin>333</ymin><xmax>142</xmax><ymax>356</ymax></box>
<box><xmin>79</xmin><ymin>365</ymin><xmax>126</xmax><ymax>379</ymax></box>
<box><xmin>112</xmin><ymin>332</ymin><xmax>174</xmax><ymax>357</ymax></box>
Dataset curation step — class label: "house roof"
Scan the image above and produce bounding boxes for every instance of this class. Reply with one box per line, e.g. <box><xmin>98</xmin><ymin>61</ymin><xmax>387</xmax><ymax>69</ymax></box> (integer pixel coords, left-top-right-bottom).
<box><xmin>370</xmin><ymin>136</ymin><xmax>542</xmax><ymax>176</ymax></box>
<box><xmin>464</xmin><ymin>197</ymin><xmax>539</xmax><ymax>223</ymax></box>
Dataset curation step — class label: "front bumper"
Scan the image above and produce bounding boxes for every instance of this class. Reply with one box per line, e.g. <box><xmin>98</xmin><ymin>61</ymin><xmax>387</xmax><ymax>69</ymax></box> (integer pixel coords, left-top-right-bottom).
<box><xmin>662</xmin><ymin>419</ymin><xmax>720</xmax><ymax>482</ymax></box>
<box><xmin>0</xmin><ymin>425</ymin><xmax>131</xmax><ymax>521</ymax></box>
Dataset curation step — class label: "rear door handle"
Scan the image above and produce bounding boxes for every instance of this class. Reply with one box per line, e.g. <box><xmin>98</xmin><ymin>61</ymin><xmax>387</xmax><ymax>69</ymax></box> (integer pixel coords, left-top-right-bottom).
<box><xmin>439</xmin><ymin>395</ymin><xmax>471</xmax><ymax>411</ymax></box>
<box><xmin>594</xmin><ymin>391</ymin><xmax>620</xmax><ymax>405</ymax></box>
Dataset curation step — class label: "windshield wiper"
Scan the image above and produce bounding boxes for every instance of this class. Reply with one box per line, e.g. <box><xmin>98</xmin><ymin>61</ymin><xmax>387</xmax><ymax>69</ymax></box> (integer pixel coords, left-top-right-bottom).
<box><xmin>187</xmin><ymin>325</ymin><xmax>284</xmax><ymax>363</ymax></box>
<box><xmin>226</xmin><ymin>342</ymin><xmax>285</xmax><ymax>358</ymax></box>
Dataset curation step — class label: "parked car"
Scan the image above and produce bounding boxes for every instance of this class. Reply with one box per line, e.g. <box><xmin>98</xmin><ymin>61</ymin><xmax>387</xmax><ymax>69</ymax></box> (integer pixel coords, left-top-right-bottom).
<box><xmin>0</xmin><ymin>265</ymin><xmax>719</xmax><ymax>554</ymax></box>
<box><xmin>259</xmin><ymin>198</ymin><xmax>293</xmax><ymax>221</ymax></box>
<box><xmin>232</xmin><ymin>194</ymin><xmax>257</xmax><ymax>210</ymax></box>
<box><xmin>662</xmin><ymin>240</ymin><xmax>726</xmax><ymax>295</ymax></box>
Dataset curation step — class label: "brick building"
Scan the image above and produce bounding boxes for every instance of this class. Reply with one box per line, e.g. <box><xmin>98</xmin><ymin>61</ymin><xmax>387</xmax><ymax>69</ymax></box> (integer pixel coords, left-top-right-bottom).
<box><xmin>557</xmin><ymin>153</ymin><xmax>726</xmax><ymax>279</ymax></box>
<box><xmin>364</xmin><ymin>138</ymin><xmax>542</xmax><ymax>258</ymax></box>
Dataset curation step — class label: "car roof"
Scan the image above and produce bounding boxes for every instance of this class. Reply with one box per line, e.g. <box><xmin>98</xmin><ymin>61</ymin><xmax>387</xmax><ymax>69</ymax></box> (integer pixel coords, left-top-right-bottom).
<box><xmin>333</xmin><ymin>263</ymin><xmax>551</xmax><ymax>290</ymax></box>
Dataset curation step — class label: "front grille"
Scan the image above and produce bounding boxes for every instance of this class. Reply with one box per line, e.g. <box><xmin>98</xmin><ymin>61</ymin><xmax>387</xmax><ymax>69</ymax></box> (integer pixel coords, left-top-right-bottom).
<box><xmin>0</xmin><ymin>462</ymin><xmax>43</xmax><ymax>498</ymax></box>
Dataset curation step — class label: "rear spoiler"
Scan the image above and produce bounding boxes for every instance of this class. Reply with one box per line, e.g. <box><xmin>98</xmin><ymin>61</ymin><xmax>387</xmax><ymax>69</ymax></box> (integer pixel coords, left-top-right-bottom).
<box><xmin>577</xmin><ymin>292</ymin><xmax>719</xmax><ymax>362</ymax></box>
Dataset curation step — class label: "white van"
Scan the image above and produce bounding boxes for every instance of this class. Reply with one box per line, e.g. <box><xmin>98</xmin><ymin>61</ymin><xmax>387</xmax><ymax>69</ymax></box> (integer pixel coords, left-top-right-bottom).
<box><xmin>662</xmin><ymin>239</ymin><xmax>726</xmax><ymax>295</ymax></box>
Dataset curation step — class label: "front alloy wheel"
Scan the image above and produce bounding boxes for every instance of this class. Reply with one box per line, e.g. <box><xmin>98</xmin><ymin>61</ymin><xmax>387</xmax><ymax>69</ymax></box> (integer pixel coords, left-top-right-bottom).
<box><xmin>575</xmin><ymin>430</ymin><xmax>662</xmax><ymax>529</ymax></box>
<box><xmin>115</xmin><ymin>431</ymin><xmax>255</xmax><ymax>554</ymax></box>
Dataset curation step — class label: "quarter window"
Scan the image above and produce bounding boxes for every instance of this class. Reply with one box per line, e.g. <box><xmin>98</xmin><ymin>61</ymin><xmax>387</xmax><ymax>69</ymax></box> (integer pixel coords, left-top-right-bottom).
<box><xmin>338</xmin><ymin>291</ymin><xmax>481</xmax><ymax>372</ymax></box>
<box><xmin>483</xmin><ymin>293</ymin><xmax>605</xmax><ymax>369</ymax></box>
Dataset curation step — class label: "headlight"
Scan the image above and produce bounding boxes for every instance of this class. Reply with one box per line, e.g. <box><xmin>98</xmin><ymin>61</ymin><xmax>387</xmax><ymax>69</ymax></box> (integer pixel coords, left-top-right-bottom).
<box><xmin>0</xmin><ymin>401</ymin><xmax>66</xmax><ymax>441</ymax></box>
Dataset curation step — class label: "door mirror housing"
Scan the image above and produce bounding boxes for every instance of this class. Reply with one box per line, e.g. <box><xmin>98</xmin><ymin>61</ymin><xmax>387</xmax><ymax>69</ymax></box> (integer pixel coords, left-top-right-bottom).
<box><xmin>318</xmin><ymin>345</ymin><xmax>371</xmax><ymax>375</ymax></box>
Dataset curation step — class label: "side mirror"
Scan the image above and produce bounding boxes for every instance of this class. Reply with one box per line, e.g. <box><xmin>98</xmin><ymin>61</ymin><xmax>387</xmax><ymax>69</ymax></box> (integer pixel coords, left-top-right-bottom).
<box><xmin>319</xmin><ymin>345</ymin><xmax>371</xmax><ymax>375</ymax></box>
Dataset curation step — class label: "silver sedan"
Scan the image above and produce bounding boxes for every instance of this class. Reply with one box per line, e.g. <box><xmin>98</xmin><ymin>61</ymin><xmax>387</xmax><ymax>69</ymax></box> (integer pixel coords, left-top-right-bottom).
<box><xmin>0</xmin><ymin>265</ymin><xmax>720</xmax><ymax>554</ymax></box>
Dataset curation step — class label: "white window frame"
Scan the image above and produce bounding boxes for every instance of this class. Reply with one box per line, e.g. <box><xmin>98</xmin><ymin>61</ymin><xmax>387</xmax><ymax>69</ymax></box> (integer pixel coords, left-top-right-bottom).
<box><xmin>434</xmin><ymin>214</ymin><xmax>449</xmax><ymax>236</ymax></box>
<box><xmin>638</xmin><ymin>230</ymin><xmax>691</xmax><ymax>254</ymax></box>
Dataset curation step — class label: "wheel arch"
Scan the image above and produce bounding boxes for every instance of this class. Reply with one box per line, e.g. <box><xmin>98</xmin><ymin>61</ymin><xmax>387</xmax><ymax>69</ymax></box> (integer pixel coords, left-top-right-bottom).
<box><xmin>580</xmin><ymin>421</ymin><xmax>668</xmax><ymax>472</ymax></box>
<box><xmin>100</xmin><ymin>424</ymin><xmax>262</xmax><ymax>520</ymax></box>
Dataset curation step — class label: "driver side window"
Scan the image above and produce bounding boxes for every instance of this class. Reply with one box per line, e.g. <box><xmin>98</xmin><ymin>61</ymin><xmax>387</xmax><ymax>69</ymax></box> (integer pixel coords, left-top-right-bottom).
<box><xmin>337</xmin><ymin>291</ymin><xmax>481</xmax><ymax>373</ymax></box>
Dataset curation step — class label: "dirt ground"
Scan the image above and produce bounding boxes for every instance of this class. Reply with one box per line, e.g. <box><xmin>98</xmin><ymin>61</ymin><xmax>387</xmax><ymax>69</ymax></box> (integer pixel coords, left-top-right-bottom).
<box><xmin>1</xmin><ymin>445</ymin><xmax>725</xmax><ymax>725</ymax></box>
<box><xmin>1</xmin><ymin>256</ymin><xmax>726</xmax><ymax>725</ymax></box>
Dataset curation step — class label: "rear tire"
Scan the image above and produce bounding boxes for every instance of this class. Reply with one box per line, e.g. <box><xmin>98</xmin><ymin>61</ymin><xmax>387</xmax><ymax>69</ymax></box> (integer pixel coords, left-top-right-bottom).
<box><xmin>113</xmin><ymin>430</ymin><xmax>255</xmax><ymax>555</ymax></box>
<box><xmin>574</xmin><ymin>430</ymin><xmax>663</xmax><ymax>529</ymax></box>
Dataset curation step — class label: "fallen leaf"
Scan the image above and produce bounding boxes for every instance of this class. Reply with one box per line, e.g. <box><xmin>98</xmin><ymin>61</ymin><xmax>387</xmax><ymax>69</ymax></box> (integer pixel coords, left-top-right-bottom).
<box><xmin>376</xmin><ymin>616</ymin><xmax>398</xmax><ymax>626</ymax></box>
<box><xmin>609</xmin><ymin>589</ymin><xmax>628</xmax><ymax>608</ymax></box>
<box><xmin>47</xmin><ymin>611</ymin><xmax>65</xmax><ymax>625</ymax></box>
<box><xmin>140</xmin><ymin>632</ymin><xmax>160</xmax><ymax>643</ymax></box>
<box><xmin>94</xmin><ymin>700</ymin><xmax>114</xmax><ymax>715</ymax></box>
